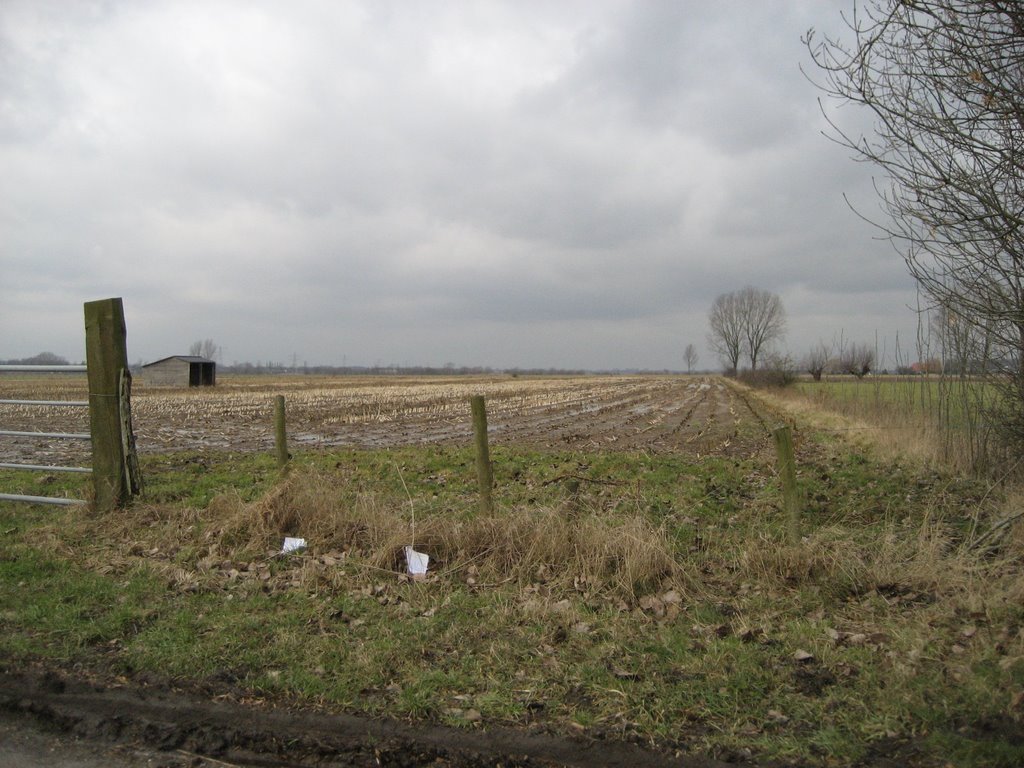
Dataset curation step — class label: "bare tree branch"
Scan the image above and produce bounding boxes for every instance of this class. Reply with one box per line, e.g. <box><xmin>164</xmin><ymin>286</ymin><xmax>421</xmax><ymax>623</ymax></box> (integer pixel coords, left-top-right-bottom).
<box><xmin>806</xmin><ymin>1</ymin><xmax>1024</xmax><ymax>445</ymax></box>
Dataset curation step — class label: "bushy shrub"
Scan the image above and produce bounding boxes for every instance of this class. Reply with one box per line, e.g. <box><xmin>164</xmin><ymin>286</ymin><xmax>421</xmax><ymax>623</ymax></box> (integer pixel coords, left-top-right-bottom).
<box><xmin>737</xmin><ymin>354</ymin><xmax>796</xmax><ymax>388</ymax></box>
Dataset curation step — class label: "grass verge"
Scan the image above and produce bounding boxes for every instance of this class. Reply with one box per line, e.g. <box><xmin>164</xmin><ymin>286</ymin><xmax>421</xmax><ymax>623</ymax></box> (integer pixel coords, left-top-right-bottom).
<box><xmin>2</xmin><ymin>427</ymin><xmax>1023</xmax><ymax>765</ymax></box>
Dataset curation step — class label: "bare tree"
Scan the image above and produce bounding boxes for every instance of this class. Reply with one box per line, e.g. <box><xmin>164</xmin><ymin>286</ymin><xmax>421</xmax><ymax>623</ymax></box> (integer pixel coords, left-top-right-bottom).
<box><xmin>736</xmin><ymin>287</ymin><xmax>786</xmax><ymax>370</ymax></box>
<box><xmin>806</xmin><ymin>1</ymin><xmax>1024</xmax><ymax>444</ymax></box>
<box><xmin>189</xmin><ymin>339</ymin><xmax>219</xmax><ymax>360</ymax></box>
<box><xmin>804</xmin><ymin>341</ymin><xmax>833</xmax><ymax>381</ymax></box>
<box><xmin>707</xmin><ymin>293</ymin><xmax>744</xmax><ymax>375</ymax></box>
<box><xmin>684</xmin><ymin>343</ymin><xmax>699</xmax><ymax>373</ymax></box>
<box><xmin>930</xmin><ymin>302</ymin><xmax>994</xmax><ymax>375</ymax></box>
<box><xmin>708</xmin><ymin>288</ymin><xmax>786</xmax><ymax>373</ymax></box>
<box><xmin>841</xmin><ymin>343</ymin><xmax>875</xmax><ymax>379</ymax></box>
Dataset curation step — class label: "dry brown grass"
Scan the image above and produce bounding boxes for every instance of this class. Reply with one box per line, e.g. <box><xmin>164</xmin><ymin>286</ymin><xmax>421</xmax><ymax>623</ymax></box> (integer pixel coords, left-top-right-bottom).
<box><xmin>761</xmin><ymin>385</ymin><xmax>937</xmax><ymax>467</ymax></box>
<box><xmin>739</xmin><ymin>521</ymin><xmax>979</xmax><ymax>601</ymax></box>
<box><xmin>198</xmin><ymin>468</ymin><xmax>689</xmax><ymax>600</ymax></box>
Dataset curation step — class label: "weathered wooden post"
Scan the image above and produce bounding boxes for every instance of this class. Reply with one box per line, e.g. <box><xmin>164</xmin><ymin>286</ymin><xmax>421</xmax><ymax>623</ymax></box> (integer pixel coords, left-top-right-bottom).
<box><xmin>84</xmin><ymin>298</ymin><xmax>139</xmax><ymax>512</ymax></box>
<box><xmin>119</xmin><ymin>368</ymin><xmax>143</xmax><ymax>498</ymax></box>
<box><xmin>772</xmin><ymin>424</ymin><xmax>801</xmax><ymax>544</ymax></box>
<box><xmin>274</xmin><ymin>395</ymin><xmax>289</xmax><ymax>469</ymax></box>
<box><xmin>470</xmin><ymin>395</ymin><xmax>494</xmax><ymax>514</ymax></box>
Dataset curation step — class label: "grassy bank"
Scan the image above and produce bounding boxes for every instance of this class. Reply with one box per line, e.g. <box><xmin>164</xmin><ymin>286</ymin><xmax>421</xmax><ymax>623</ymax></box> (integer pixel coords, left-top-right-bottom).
<box><xmin>794</xmin><ymin>376</ymin><xmax>1006</xmax><ymax>476</ymax></box>
<box><xmin>2</xmin><ymin>419</ymin><xmax>1023</xmax><ymax>765</ymax></box>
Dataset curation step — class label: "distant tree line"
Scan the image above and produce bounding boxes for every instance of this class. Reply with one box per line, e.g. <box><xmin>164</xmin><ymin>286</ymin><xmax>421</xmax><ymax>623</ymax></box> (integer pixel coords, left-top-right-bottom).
<box><xmin>0</xmin><ymin>352</ymin><xmax>72</xmax><ymax>366</ymax></box>
<box><xmin>217</xmin><ymin>362</ymin><xmax>601</xmax><ymax>377</ymax></box>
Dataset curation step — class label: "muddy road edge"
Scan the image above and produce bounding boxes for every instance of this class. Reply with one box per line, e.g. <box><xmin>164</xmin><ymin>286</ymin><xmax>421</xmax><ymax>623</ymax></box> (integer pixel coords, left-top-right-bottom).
<box><xmin>0</xmin><ymin>667</ymin><xmax>734</xmax><ymax>768</ymax></box>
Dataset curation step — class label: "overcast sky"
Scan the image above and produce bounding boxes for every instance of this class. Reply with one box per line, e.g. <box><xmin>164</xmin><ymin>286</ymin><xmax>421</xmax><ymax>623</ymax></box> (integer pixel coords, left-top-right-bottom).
<box><xmin>1</xmin><ymin>0</ymin><xmax>924</xmax><ymax>371</ymax></box>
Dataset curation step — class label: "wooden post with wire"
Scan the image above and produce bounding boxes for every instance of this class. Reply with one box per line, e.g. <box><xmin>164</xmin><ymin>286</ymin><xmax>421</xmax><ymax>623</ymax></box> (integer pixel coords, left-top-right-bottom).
<box><xmin>84</xmin><ymin>297</ymin><xmax>139</xmax><ymax>512</ymax></box>
<box><xmin>772</xmin><ymin>424</ymin><xmax>801</xmax><ymax>544</ymax></box>
<box><xmin>470</xmin><ymin>395</ymin><xmax>494</xmax><ymax>514</ymax></box>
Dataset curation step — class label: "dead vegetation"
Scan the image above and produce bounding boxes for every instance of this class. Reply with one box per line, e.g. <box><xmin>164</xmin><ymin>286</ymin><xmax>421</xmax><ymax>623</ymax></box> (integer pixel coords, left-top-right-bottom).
<box><xmin>90</xmin><ymin>467</ymin><xmax>689</xmax><ymax>603</ymax></box>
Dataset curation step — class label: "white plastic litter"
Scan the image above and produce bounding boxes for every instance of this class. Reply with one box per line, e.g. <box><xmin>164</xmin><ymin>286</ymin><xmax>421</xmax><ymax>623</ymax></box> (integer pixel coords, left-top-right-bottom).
<box><xmin>405</xmin><ymin>546</ymin><xmax>429</xmax><ymax>577</ymax></box>
<box><xmin>282</xmin><ymin>537</ymin><xmax>307</xmax><ymax>554</ymax></box>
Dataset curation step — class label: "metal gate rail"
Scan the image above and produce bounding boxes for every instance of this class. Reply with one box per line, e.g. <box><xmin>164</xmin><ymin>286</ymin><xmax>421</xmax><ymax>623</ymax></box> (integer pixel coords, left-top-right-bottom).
<box><xmin>0</xmin><ymin>364</ymin><xmax>90</xmax><ymax>506</ymax></box>
<box><xmin>0</xmin><ymin>365</ymin><xmax>87</xmax><ymax>373</ymax></box>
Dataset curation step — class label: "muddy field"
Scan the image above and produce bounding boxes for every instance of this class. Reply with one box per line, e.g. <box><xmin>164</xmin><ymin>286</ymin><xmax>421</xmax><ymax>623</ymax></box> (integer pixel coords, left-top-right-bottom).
<box><xmin>0</xmin><ymin>374</ymin><xmax>778</xmax><ymax>466</ymax></box>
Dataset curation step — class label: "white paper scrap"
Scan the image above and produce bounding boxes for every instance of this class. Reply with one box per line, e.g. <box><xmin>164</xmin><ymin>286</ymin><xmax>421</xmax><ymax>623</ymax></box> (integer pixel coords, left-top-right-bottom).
<box><xmin>405</xmin><ymin>546</ymin><xmax>429</xmax><ymax>576</ymax></box>
<box><xmin>282</xmin><ymin>537</ymin><xmax>307</xmax><ymax>554</ymax></box>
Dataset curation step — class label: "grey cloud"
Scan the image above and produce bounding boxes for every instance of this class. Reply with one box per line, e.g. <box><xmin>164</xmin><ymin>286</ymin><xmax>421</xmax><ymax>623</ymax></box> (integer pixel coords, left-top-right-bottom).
<box><xmin>1</xmin><ymin>0</ymin><xmax>922</xmax><ymax>370</ymax></box>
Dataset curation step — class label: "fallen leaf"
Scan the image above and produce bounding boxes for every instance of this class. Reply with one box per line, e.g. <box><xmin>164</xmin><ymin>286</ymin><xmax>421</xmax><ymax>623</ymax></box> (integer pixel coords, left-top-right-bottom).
<box><xmin>611</xmin><ymin>666</ymin><xmax>640</xmax><ymax>681</ymax></box>
<box><xmin>639</xmin><ymin>595</ymin><xmax>666</xmax><ymax>618</ymax></box>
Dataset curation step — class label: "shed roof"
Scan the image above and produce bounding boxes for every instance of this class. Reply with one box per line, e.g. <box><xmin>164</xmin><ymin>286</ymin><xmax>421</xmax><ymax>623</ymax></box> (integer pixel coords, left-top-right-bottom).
<box><xmin>142</xmin><ymin>356</ymin><xmax>216</xmax><ymax>367</ymax></box>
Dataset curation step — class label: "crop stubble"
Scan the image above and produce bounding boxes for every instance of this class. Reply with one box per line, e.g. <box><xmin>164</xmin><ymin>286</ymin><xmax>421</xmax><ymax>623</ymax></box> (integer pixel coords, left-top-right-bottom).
<box><xmin>0</xmin><ymin>375</ymin><xmax>775</xmax><ymax>465</ymax></box>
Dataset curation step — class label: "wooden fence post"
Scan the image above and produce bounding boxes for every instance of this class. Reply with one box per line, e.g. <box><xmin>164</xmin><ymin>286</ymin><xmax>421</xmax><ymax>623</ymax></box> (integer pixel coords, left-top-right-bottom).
<box><xmin>470</xmin><ymin>395</ymin><xmax>494</xmax><ymax>515</ymax></box>
<box><xmin>119</xmin><ymin>368</ymin><xmax>143</xmax><ymax>497</ymax></box>
<box><xmin>772</xmin><ymin>424</ymin><xmax>801</xmax><ymax>544</ymax></box>
<box><xmin>274</xmin><ymin>395</ymin><xmax>289</xmax><ymax>469</ymax></box>
<box><xmin>84</xmin><ymin>298</ymin><xmax>138</xmax><ymax>512</ymax></box>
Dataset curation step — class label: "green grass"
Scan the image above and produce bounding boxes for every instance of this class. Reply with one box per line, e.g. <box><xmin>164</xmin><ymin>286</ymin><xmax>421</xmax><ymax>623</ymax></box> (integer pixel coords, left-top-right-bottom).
<box><xmin>793</xmin><ymin>375</ymin><xmax>1012</xmax><ymax>476</ymax></box>
<box><xmin>797</xmin><ymin>375</ymin><xmax>998</xmax><ymax>427</ymax></box>
<box><xmin>0</xmin><ymin>468</ymin><xmax>91</xmax><ymax>505</ymax></box>
<box><xmin>1</xmin><ymin>430</ymin><xmax>1022</xmax><ymax>766</ymax></box>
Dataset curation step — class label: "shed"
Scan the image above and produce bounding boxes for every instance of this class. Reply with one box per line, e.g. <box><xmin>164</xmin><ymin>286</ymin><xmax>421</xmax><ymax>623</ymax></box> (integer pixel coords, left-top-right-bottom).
<box><xmin>141</xmin><ymin>356</ymin><xmax>216</xmax><ymax>387</ymax></box>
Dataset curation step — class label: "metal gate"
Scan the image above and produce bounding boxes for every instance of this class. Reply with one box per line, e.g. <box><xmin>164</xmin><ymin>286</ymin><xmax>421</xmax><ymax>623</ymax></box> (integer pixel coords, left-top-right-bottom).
<box><xmin>0</xmin><ymin>364</ymin><xmax>91</xmax><ymax>506</ymax></box>
<box><xmin>0</xmin><ymin>297</ymin><xmax>141</xmax><ymax>511</ymax></box>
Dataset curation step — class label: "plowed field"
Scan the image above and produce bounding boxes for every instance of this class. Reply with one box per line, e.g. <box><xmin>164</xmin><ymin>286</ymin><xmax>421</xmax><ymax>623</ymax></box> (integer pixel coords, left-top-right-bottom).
<box><xmin>0</xmin><ymin>375</ymin><xmax>779</xmax><ymax>465</ymax></box>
